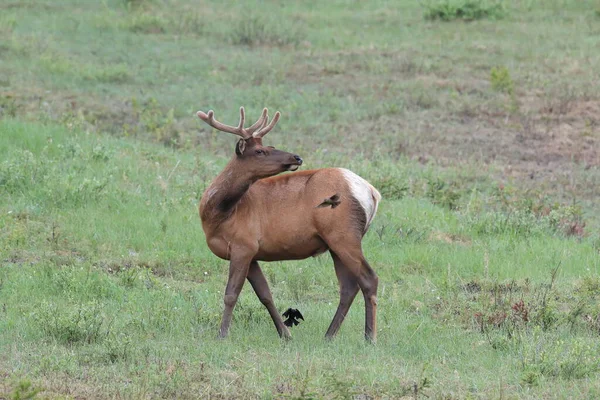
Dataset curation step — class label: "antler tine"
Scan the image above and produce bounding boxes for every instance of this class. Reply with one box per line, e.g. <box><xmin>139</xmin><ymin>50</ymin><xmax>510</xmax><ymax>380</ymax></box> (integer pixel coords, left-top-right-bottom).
<box><xmin>253</xmin><ymin>111</ymin><xmax>281</xmax><ymax>138</ymax></box>
<box><xmin>261</xmin><ymin>115</ymin><xmax>270</xmax><ymax>130</ymax></box>
<box><xmin>196</xmin><ymin>107</ymin><xmax>250</xmax><ymax>139</ymax></box>
<box><xmin>238</xmin><ymin>106</ymin><xmax>246</xmax><ymax>132</ymax></box>
<box><xmin>246</xmin><ymin>108</ymin><xmax>269</xmax><ymax>135</ymax></box>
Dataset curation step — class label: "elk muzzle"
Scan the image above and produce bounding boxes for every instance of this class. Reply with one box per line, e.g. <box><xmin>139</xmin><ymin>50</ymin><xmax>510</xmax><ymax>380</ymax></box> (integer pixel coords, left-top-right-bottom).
<box><xmin>286</xmin><ymin>154</ymin><xmax>303</xmax><ymax>171</ymax></box>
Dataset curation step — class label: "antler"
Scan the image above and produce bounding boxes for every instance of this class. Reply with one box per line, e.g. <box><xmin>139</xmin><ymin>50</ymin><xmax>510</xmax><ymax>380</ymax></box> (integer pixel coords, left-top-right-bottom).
<box><xmin>197</xmin><ymin>107</ymin><xmax>249</xmax><ymax>138</ymax></box>
<box><xmin>252</xmin><ymin>111</ymin><xmax>280</xmax><ymax>139</ymax></box>
<box><xmin>246</xmin><ymin>108</ymin><xmax>268</xmax><ymax>135</ymax></box>
<box><xmin>197</xmin><ymin>107</ymin><xmax>280</xmax><ymax>139</ymax></box>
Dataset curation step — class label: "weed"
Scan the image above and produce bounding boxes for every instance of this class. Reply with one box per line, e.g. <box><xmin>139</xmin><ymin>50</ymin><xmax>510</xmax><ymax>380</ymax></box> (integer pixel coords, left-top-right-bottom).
<box><xmin>0</xmin><ymin>150</ymin><xmax>39</xmax><ymax>193</ymax></box>
<box><xmin>85</xmin><ymin>64</ymin><xmax>131</xmax><ymax>84</ymax></box>
<box><xmin>118</xmin><ymin>267</ymin><xmax>141</xmax><ymax>288</ymax></box>
<box><xmin>39</xmin><ymin>53</ymin><xmax>131</xmax><ymax>84</ymax></box>
<box><xmin>285</xmin><ymin>367</ymin><xmax>317</xmax><ymax>400</ymax></box>
<box><xmin>91</xmin><ymin>144</ymin><xmax>112</xmax><ymax>162</ymax></box>
<box><xmin>0</xmin><ymin>14</ymin><xmax>17</xmax><ymax>35</ymax></box>
<box><xmin>231</xmin><ymin>300</ymin><xmax>267</xmax><ymax>326</ymax></box>
<box><xmin>122</xmin><ymin>0</ymin><xmax>150</xmax><ymax>8</ymax></box>
<box><xmin>0</xmin><ymin>95</ymin><xmax>17</xmax><ymax>117</ymax></box>
<box><xmin>126</xmin><ymin>97</ymin><xmax>179</xmax><ymax>146</ymax></box>
<box><xmin>46</xmin><ymin>221</ymin><xmax>60</xmax><ymax>248</ymax></box>
<box><xmin>32</xmin><ymin>301</ymin><xmax>109</xmax><ymax>345</ymax></box>
<box><xmin>521</xmin><ymin>367</ymin><xmax>541</xmax><ymax>387</ymax></box>
<box><xmin>424</xmin><ymin>0</ymin><xmax>504</xmax><ymax>21</ymax></box>
<box><xmin>579</xmin><ymin>276</ymin><xmax>600</xmax><ymax>296</ymax></box>
<box><xmin>472</xmin><ymin>267</ymin><xmax>563</xmax><ymax>345</ymax></box>
<box><xmin>465</xmin><ymin>199</ymin><xmax>586</xmax><ymax>238</ymax></box>
<box><xmin>8</xmin><ymin>380</ymin><xmax>41</xmax><ymax>400</ymax></box>
<box><xmin>173</xmin><ymin>10</ymin><xmax>206</xmax><ymax>36</ymax></box>
<box><xmin>127</xmin><ymin>13</ymin><xmax>167</xmax><ymax>34</ymax></box>
<box><xmin>408</xmin><ymin>89</ymin><xmax>439</xmax><ymax>110</ymax></box>
<box><xmin>323</xmin><ymin>373</ymin><xmax>358</xmax><ymax>399</ymax></box>
<box><xmin>426</xmin><ymin>178</ymin><xmax>461</xmax><ymax>210</ymax></box>
<box><xmin>395</xmin><ymin>365</ymin><xmax>432</xmax><ymax>399</ymax></box>
<box><xmin>231</xmin><ymin>15</ymin><xmax>303</xmax><ymax>47</ymax></box>
<box><xmin>490</xmin><ymin>66</ymin><xmax>514</xmax><ymax>95</ymax></box>
<box><xmin>521</xmin><ymin>334</ymin><xmax>600</xmax><ymax>380</ymax></box>
<box><xmin>104</xmin><ymin>332</ymin><xmax>133</xmax><ymax>363</ymax></box>
<box><xmin>192</xmin><ymin>302</ymin><xmax>221</xmax><ymax>330</ymax></box>
<box><xmin>373</xmin><ymin>176</ymin><xmax>409</xmax><ymax>200</ymax></box>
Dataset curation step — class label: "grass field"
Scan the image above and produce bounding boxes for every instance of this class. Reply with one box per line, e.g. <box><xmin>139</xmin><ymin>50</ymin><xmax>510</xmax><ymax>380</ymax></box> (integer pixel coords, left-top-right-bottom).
<box><xmin>1</xmin><ymin>0</ymin><xmax>599</xmax><ymax>398</ymax></box>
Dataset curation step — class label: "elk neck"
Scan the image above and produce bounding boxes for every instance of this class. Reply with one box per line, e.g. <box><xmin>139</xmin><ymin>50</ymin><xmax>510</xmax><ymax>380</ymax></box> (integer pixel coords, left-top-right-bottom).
<box><xmin>200</xmin><ymin>157</ymin><xmax>259</xmax><ymax>221</ymax></box>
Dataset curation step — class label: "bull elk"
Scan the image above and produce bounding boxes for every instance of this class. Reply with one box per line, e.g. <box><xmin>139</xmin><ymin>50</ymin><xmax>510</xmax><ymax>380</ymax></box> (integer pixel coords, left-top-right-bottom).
<box><xmin>196</xmin><ymin>107</ymin><xmax>381</xmax><ymax>342</ymax></box>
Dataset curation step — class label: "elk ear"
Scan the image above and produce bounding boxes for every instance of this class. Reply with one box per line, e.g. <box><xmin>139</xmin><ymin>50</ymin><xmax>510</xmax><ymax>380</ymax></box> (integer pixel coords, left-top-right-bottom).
<box><xmin>235</xmin><ymin>138</ymin><xmax>246</xmax><ymax>155</ymax></box>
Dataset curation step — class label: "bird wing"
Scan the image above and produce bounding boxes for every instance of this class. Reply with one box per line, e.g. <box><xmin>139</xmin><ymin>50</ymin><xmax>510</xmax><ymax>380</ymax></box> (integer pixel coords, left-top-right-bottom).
<box><xmin>293</xmin><ymin>309</ymin><xmax>304</xmax><ymax>320</ymax></box>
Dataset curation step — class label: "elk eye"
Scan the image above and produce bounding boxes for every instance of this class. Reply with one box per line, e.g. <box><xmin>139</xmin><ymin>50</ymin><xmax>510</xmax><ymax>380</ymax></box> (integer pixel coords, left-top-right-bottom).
<box><xmin>255</xmin><ymin>149</ymin><xmax>264</xmax><ymax>155</ymax></box>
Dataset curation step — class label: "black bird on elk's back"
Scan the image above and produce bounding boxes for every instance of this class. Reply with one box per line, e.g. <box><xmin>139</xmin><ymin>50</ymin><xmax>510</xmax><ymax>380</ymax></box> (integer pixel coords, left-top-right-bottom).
<box><xmin>282</xmin><ymin>308</ymin><xmax>304</xmax><ymax>327</ymax></box>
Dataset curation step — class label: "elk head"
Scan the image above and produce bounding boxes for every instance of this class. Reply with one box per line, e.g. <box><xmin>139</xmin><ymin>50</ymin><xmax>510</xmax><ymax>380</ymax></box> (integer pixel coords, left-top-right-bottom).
<box><xmin>197</xmin><ymin>107</ymin><xmax>303</xmax><ymax>178</ymax></box>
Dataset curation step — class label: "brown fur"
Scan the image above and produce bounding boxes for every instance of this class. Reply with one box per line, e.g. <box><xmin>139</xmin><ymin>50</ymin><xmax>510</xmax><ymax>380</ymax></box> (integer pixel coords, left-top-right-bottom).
<box><xmin>197</xmin><ymin>108</ymin><xmax>380</xmax><ymax>342</ymax></box>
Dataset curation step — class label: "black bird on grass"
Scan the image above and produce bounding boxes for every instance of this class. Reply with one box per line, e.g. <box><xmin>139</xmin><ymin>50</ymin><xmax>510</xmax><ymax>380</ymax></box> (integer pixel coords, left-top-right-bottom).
<box><xmin>282</xmin><ymin>308</ymin><xmax>304</xmax><ymax>327</ymax></box>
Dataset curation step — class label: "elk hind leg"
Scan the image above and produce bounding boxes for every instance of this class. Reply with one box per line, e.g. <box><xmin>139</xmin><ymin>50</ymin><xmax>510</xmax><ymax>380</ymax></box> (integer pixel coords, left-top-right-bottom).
<box><xmin>247</xmin><ymin>261</ymin><xmax>291</xmax><ymax>339</ymax></box>
<box><xmin>358</xmin><ymin>257</ymin><xmax>378</xmax><ymax>342</ymax></box>
<box><xmin>325</xmin><ymin>251</ymin><xmax>360</xmax><ymax>339</ymax></box>
<box><xmin>324</xmin><ymin>241</ymin><xmax>379</xmax><ymax>342</ymax></box>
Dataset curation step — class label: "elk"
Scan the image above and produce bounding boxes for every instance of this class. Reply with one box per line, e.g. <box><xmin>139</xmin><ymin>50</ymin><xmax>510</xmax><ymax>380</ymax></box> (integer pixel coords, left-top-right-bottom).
<box><xmin>196</xmin><ymin>107</ymin><xmax>381</xmax><ymax>342</ymax></box>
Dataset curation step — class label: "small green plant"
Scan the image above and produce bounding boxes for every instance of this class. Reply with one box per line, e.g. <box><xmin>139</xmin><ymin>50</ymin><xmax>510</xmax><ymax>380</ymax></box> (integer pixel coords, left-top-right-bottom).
<box><xmin>521</xmin><ymin>368</ymin><xmax>541</xmax><ymax>387</ymax></box>
<box><xmin>426</xmin><ymin>178</ymin><xmax>461</xmax><ymax>210</ymax></box>
<box><xmin>0</xmin><ymin>95</ymin><xmax>17</xmax><ymax>117</ymax></box>
<box><xmin>127</xmin><ymin>97</ymin><xmax>179</xmax><ymax>146</ymax></box>
<box><xmin>127</xmin><ymin>13</ymin><xmax>167</xmax><ymax>34</ymax></box>
<box><xmin>231</xmin><ymin>15</ymin><xmax>303</xmax><ymax>47</ymax></box>
<box><xmin>579</xmin><ymin>276</ymin><xmax>600</xmax><ymax>296</ymax></box>
<box><xmin>104</xmin><ymin>332</ymin><xmax>133</xmax><ymax>363</ymax></box>
<box><xmin>0</xmin><ymin>150</ymin><xmax>43</xmax><ymax>193</ymax></box>
<box><xmin>395</xmin><ymin>365</ymin><xmax>432</xmax><ymax>398</ymax></box>
<box><xmin>85</xmin><ymin>64</ymin><xmax>131</xmax><ymax>84</ymax></box>
<box><xmin>521</xmin><ymin>336</ymin><xmax>600</xmax><ymax>380</ymax></box>
<box><xmin>285</xmin><ymin>368</ymin><xmax>317</xmax><ymax>400</ymax></box>
<box><xmin>32</xmin><ymin>301</ymin><xmax>109</xmax><ymax>345</ymax></box>
<box><xmin>323</xmin><ymin>373</ymin><xmax>358</xmax><ymax>400</ymax></box>
<box><xmin>122</xmin><ymin>0</ymin><xmax>149</xmax><ymax>8</ymax></box>
<box><xmin>424</xmin><ymin>0</ymin><xmax>505</xmax><ymax>21</ymax></box>
<box><xmin>490</xmin><ymin>66</ymin><xmax>514</xmax><ymax>95</ymax></box>
<box><xmin>118</xmin><ymin>267</ymin><xmax>141</xmax><ymax>288</ymax></box>
<box><xmin>9</xmin><ymin>380</ymin><xmax>41</xmax><ymax>400</ymax></box>
<box><xmin>174</xmin><ymin>10</ymin><xmax>206</xmax><ymax>35</ymax></box>
<box><xmin>0</xmin><ymin>15</ymin><xmax>17</xmax><ymax>36</ymax></box>
<box><xmin>373</xmin><ymin>176</ymin><xmax>409</xmax><ymax>200</ymax></box>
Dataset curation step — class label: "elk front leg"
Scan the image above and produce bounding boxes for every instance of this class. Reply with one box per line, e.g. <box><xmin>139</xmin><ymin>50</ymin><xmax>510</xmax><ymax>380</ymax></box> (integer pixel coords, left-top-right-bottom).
<box><xmin>218</xmin><ymin>254</ymin><xmax>252</xmax><ymax>338</ymax></box>
<box><xmin>247</xmin><ymin>261</ymin><xmax>291</xmax><ymax>339</ymax></box>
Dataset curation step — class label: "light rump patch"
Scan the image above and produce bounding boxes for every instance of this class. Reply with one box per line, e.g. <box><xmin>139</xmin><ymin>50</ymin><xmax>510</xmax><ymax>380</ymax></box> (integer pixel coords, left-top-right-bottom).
<box><xmin>338</xmin><ymin>168</ymin><xmax>381</xmax><ymax>230</ymax></box>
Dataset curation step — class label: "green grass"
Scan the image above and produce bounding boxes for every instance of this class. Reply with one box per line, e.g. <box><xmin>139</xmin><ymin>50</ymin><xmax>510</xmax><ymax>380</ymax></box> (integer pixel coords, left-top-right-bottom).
<box><xmin>1</xmin><ymin>120</ymin><xmax>599</xmax><ymax>398</ymax></box>
<box><xmin>423</xmin><ymin>0</ymin><xmax>505</xmax><ymax>22</ymax></box>
<box><xmin>1</xmin><ymin>0</ymin><xmax>598</xmax><ymax>212</ymax></box>
<box><xmin>1</xmin><ymin>0</ymin><xmax>599</xmax><ymax>398</ymax></box>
